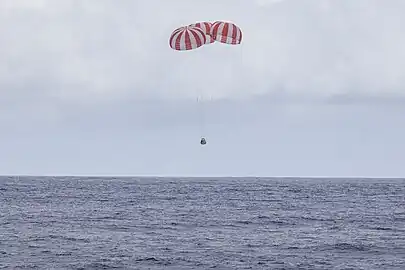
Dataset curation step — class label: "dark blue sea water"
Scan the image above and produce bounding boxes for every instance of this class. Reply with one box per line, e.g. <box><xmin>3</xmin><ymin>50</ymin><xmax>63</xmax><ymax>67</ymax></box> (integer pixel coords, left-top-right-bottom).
<box><xmin>1</xmin><ymin>176</ymin><xmax>404</xmax><ymax>269</ymax></box>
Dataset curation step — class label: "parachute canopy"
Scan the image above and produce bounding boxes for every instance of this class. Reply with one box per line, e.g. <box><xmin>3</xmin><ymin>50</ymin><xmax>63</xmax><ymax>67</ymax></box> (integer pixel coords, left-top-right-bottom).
<box><xmin>189</xmin><ymin>22</ymin><xmax>215</xmax><ymax>44</ymax></box>
<box><xmin>169</xmin><ymin>20</ymin><xmax>242</xmax><ymax>51</ymax></box>
<box><xmin>211</xmin><ymin>21</ymin><xmax>242</xmax><ymax>45</ymax></box>
<box><xmin>169</xmin><ymin>26</ymin><xmax>207</xmax><ymax>51</ymax></box>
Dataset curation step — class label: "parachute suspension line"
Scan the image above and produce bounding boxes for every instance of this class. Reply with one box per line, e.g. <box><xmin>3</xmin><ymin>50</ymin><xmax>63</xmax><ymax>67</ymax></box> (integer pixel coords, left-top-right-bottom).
<box><xmin>197</xmin><ymin>95</ymin><xmax>205</xmax><ymax>138</ymax></box>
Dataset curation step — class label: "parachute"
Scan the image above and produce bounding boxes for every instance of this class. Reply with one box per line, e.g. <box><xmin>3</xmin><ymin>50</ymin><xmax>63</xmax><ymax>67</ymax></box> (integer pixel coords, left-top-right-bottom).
<box><xmin>189</xmin><ymin>22</ymin><xmax>215</xmax><ymax>44</ymax></box>
<box><xmin>211</xmin><ymin>21</ymin><xmax>242</xmax><ymax>45</ymax></box>
<box><xmin>169</xmin><ymin>21</ymin><xmax>243</xmax><ymax>145</ymax></box>
<box><xmin>168</xmin><ymin>20</ymin><xmax>242</xmax><ymax>50</ymax></box>
<box><xmin>169</xmin><ymin>26</ymin><xmax>207</xmax><ymax>51</ymax></box>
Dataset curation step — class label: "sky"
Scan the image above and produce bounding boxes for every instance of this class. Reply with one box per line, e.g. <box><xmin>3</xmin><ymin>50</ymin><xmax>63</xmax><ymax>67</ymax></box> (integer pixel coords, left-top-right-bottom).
<box><xmin>1</xmin><ymin>0</ymin><xmax>405</xmax><ymax>177</ymax></box>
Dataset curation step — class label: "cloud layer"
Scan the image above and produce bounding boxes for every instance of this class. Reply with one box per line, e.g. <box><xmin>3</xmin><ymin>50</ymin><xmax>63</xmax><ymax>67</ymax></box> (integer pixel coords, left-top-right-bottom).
<box><xmin>1</xmin><ymin>0</ymin><xmax>405</xmax><ymax>176</ymax></box>
<box><xmin>1</xmin><ymin>0</ymin><xmax>404</xmax><ymax>104</ymax></box>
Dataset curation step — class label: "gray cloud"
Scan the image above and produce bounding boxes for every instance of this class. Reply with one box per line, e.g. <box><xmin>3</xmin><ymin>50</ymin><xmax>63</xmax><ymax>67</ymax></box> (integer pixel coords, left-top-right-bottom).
<box><xmin>1</xmin><ymin>0</ymin><xmax>405</xmax><ymax>176</ymax></box>
<box><xmin>1</xmin><ymin>0</ymin><xmax>404</xmax><ymax>104</ymax></box>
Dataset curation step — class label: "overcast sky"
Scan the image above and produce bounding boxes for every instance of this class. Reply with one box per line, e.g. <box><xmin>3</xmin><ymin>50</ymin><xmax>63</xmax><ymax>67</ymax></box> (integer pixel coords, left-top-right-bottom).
<box><xmin>1</xmin><ymin>0</ymin><xmax>405</xmax><ymax>177</ymax></box>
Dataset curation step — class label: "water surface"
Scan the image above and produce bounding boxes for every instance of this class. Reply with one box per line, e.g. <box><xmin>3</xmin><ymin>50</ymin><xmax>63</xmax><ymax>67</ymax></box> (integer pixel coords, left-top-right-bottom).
<box><xmin>1</xmin><ymin>176</ymin><xmax>404</xmax><ymax>269</ymax></box>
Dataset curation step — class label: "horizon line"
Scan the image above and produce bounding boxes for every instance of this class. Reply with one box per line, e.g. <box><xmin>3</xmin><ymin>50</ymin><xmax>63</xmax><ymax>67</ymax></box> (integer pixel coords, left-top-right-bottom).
<box><xmin>1</xmin><ymin>174</ymin><xmax>404</xmax><ymax>180</ymax></box>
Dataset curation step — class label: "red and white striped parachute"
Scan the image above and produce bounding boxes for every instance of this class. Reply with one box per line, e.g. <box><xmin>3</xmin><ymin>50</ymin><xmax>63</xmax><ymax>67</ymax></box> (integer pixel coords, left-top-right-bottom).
<box><xmin>211</xmin><ymin>21</ymin><xmax>242</xmax><ymax>45</ymax></box>
<box><xmin>169</xmin><ymin>21</ymin><xmax>242</xmax><ymax>51</ymax></box>
<box><xmin>189</xmin><ymin>22</ymin><xmax>215</xmax><ymax>44</ymax></box>
<box><xmin>169</xmin><ymin>26</ymin><xmax>207</xmax><ymax>51</ymax></box>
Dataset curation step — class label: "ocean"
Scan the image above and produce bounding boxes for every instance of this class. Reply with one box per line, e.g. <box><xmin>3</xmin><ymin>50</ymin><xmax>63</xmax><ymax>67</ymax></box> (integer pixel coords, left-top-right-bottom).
<box><xmin>1</xmin><ymin>176</ymin><xmax>404</xmax><ymax>269</ymax></box>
